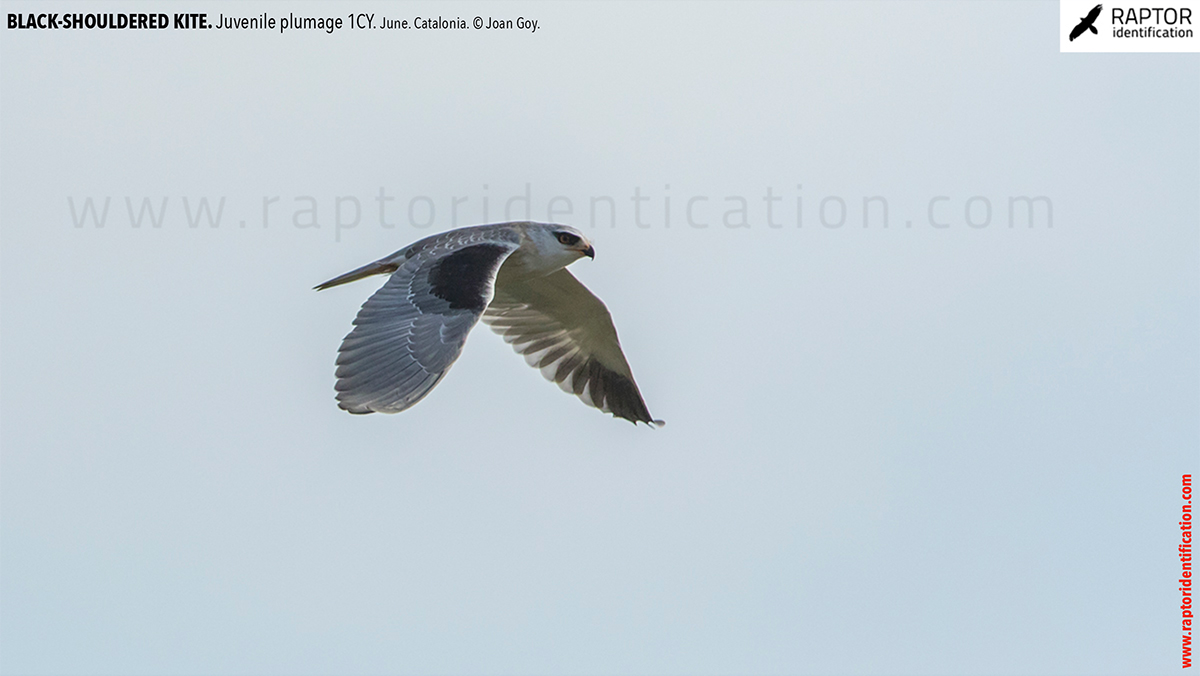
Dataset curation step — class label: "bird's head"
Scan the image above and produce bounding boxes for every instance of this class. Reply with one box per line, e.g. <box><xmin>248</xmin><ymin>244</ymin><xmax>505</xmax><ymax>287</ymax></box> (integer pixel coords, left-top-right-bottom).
<box><xmin>528</xmin><ymin>223</ymin><xmax>595</xmax><ymax>266</ymax></box>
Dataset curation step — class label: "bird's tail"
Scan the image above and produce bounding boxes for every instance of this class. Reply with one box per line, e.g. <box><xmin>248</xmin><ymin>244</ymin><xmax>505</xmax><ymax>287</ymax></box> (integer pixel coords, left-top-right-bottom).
<box><xmin>1090</xmin><ymin>25</ymin><xmax>1097</xmax><ymax>34</ymax></box>
<box><xmin>314</xmin><ymin>260</ymin><xmax>399</xmax><ymax>290</ymax></box>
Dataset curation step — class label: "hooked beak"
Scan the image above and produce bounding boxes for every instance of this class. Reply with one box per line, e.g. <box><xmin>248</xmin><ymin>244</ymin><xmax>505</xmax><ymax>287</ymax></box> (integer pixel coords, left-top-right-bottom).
<box><xmin>583</xmin><ymin>244</ymin><xmax>595</xmax><ymax>259</ymax></box>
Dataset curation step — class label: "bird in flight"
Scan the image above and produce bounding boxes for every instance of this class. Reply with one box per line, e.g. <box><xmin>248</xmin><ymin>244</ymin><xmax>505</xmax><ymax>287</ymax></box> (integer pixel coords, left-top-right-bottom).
<box><xmin>1070</xmin><ymin>4</ymin><xmax>1102</xmax><ymax>41</ymax></box>
<box><xmin>315</xmin><ymin>222</ymin><xmax>663</xmax><ymax>426</ymax></box>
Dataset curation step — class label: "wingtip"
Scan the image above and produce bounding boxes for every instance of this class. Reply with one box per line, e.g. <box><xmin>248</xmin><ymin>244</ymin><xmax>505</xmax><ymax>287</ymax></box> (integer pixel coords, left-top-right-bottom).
<box><xmin>337</xmin><ymin>399</ymin><xmax>376</xmax><ymax>415</ymax></box>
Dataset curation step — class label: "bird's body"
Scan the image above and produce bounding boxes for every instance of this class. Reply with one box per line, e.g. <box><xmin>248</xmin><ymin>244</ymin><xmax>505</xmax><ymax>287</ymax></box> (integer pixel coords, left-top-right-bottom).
<box><xmin>316</xmin><ymin>222</ymin><xmax>662</xmax><ymax>426</ymax></box>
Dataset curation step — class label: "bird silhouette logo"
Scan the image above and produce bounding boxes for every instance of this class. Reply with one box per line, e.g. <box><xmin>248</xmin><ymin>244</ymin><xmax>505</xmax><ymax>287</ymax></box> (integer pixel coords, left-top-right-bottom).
<box><xmin>1070</xmin><ymin>4</ymin><xmax>1103</xmax><ymax>40</ymax></box>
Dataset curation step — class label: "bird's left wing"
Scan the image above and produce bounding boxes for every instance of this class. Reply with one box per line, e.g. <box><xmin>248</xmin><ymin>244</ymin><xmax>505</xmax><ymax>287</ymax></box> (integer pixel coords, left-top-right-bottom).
<box><xmin>324</xmin><ymin>230</ymin><xmax>521</xmax><ymax>414</ymax></box>
<box><xmin>483</xmin><ymin>268</ymin><xmax>662</xmax><ymax>426</ymax></box>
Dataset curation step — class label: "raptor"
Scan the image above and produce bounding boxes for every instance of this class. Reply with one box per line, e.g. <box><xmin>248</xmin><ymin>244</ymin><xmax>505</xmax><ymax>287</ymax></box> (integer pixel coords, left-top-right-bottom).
<box><xmin>316</xmin><ymin>222</ymin><xmax>663</xmax><ymax>426</ymax></box>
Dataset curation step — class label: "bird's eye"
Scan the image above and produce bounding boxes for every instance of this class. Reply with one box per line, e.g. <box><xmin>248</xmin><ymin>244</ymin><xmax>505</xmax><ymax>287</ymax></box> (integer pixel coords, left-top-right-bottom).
<box><xmin>556</xmin><ymin>232</ymin><xmax>580</xmax><ymax>246</ymax></box>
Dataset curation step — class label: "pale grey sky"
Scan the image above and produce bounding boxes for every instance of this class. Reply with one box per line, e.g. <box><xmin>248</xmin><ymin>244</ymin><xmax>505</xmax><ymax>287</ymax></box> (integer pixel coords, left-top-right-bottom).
<box><xmin>2</xmin><ymin>2</ymin><xmax>1197</xmax><ymax>674</ymax></box>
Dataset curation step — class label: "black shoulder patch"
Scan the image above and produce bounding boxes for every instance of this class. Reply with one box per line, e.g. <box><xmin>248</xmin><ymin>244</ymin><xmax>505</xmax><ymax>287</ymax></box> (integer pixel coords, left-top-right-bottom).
<box><xmin>427</xmin><ymin>244</ymin><xmax>510</xmax><ymax>312</ymax></box>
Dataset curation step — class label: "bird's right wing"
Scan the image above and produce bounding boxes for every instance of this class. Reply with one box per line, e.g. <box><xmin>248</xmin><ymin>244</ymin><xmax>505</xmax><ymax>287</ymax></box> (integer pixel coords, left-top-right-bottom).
<box><xmin>324</xmin><ymin>231</ymin><xmax>520</xmax><ymax>414</ymax></box>
<box><xmin>483</xmin><ymin>268</ymin><xmax>662</xmax><ymax>426</ymax></box>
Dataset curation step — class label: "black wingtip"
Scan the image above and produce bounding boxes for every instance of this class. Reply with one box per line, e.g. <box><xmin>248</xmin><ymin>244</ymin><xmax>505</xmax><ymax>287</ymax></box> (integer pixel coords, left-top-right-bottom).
<box><xmin>623</xmin><ymin>415</ymin><xmax>664</xmax><ymax>428</ymax></box>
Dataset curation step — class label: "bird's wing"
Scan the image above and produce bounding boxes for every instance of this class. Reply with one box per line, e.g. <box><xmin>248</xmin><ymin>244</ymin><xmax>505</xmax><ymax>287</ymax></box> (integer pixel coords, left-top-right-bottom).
<box><xmin>482</xmin><ymin>268</ymin><xmax>662</xmax><ymax>426</ymax></box>
<box><xmin>328</xmin><ymin>229</ymin><xmax>521</xmax><ymax>414</ymax></box>
<box><xmin>1070</xmin><ymin>21</ymin><xmax>1086</xmax><ymax>40</ymax></box>
<box><xmin>1087</xmin><ymin>4</ymin><xmax>1103</xmax><ymax>22</ymax></box>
